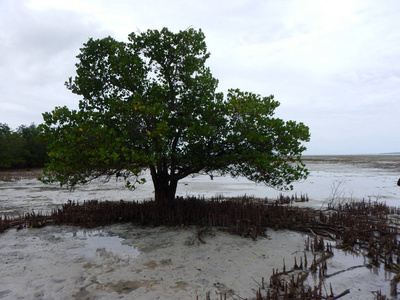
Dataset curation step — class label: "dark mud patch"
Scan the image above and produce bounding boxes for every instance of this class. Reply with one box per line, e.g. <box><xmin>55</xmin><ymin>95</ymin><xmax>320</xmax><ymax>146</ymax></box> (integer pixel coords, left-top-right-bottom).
<box><xmin>107</xmin><ymin>279</ymin><xmax>160</xmax><ymax>294</ymax></box>
<box><xmin>303</xmin><ymin>155</ymin><xmax>400</xmax><ymax>171</ymax></box>
<box><xmin>0</xmin><ymin>168</ymin><xmax>43</xmax><ymax>181</ymax></box>
<box><xmin>144</xmin><ymin>259</ymin><xmax>173</xmax><ymax>269</ymax></box>
<box><xmin>170</xmin><ymin>281</ymin><xmax>189</xmax><ymax>291</ymax></box>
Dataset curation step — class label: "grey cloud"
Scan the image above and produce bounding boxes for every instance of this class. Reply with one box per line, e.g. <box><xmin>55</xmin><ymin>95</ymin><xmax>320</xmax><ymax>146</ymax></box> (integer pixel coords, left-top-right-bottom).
<box><xmin>0</xmin><ymin>1</ymin><xmax>110</xmax><ymax>129</ymax></box>
<box><xmin>0</xmin><ymin>0</ymin><xmax>399</xmax><ymax>154</ymax></box>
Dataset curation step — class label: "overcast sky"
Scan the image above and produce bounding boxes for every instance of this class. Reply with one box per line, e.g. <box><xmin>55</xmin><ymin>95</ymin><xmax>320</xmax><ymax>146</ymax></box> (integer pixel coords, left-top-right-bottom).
<box><xmin>1</xmin><ymin>0</ymin><xmax>399</xmax><ymax>155</ymax></box>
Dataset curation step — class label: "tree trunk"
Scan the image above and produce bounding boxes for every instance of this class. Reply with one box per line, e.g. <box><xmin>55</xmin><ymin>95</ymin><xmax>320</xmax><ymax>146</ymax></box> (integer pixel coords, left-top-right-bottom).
<box><xmin>150</xmin><ymin>166</ymin><xmax>178</xmax><ymax>203</ymax></box>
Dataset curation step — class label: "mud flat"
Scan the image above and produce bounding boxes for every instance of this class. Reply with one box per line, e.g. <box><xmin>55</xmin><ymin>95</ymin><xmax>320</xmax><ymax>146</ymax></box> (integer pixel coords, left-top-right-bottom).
<box><xmin>1</xmin><ymin>155</ymin><xmax>400</xmax><ymax>299</ymax></box>
<box><xmin>1</xmin><ymin>224</ymin><xmax>395</xmax><ymax>300</ymax></box>
<box><xmin>0</xmin><ymin>225</ymin><xmax>306</xmax><ymax>299</ymax></box>
<box><xmin>1</xmin><ymin>155</ymin><xmax>400</xmax><ymax>216</ymax></box>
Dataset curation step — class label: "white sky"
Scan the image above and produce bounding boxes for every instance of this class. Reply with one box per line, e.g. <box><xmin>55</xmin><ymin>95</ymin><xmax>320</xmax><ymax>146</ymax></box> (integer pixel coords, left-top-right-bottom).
<box><xmin>1</xmin><ymin>0</ymin><xmax>399</xmax><ymax>155</ymax></box>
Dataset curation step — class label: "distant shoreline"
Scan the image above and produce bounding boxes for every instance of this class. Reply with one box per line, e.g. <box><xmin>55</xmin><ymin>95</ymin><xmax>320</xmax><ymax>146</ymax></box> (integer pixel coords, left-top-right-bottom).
<box><xmin>379</xmin><ymin>152</ymin><xmax>400</xmax><ymax>155</ymax></box>
<box><xmin>304</xmin><ymin>153</ymin><xmax>400</xmax><ymax>157</ymax></box>
<box><xmin>301</xmin><ymin>154</ymin><xmax>400</xmax><ymax>165</ymax></box>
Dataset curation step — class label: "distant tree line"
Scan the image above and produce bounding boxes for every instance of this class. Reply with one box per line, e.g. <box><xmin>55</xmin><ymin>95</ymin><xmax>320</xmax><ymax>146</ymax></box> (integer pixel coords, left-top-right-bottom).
<box><xmin>0</xmin><ymin>123</ymin><xmax>49</xmax><ymax>169</ymax></box>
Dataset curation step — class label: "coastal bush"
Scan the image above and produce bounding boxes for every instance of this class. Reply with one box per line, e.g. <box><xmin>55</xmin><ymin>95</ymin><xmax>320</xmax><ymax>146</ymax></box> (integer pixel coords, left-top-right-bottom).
<box><xmin>0</xmin><ymin>123</ymin><xmax>48</xmax><ymax>170</ymax></box>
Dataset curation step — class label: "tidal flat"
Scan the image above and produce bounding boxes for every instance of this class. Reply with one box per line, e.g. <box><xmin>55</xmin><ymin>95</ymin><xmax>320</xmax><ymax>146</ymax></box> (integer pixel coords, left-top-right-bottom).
<box><xmin>0</xmin><ymin>155</ymin><xmax>400</xmax><ymax>299</ymax></box>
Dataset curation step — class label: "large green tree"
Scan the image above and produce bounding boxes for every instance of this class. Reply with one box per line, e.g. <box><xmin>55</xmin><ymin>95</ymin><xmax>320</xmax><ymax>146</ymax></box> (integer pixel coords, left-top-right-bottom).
<box><xmin>40</xmin><ymin>28</ymin><xmax>310</xmax><ymax>203</ymax></box>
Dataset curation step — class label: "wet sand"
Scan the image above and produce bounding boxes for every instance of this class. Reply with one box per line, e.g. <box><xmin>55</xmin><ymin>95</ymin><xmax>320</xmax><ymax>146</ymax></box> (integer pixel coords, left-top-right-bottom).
<box><xmin>1</xmin><ymin>155</ymin><xmax>400</xmax><ymax>299</ymax></box>
<box><xmin>0</xmin><ymin>225</ymin><xmax>314</xmax><ymax>299</ymax></box>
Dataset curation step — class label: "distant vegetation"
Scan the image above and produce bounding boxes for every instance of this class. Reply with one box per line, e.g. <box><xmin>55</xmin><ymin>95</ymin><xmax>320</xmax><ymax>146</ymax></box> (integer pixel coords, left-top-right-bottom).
<box><xmin>0</xmin><ymin>123</ymin><xmax>48</xmax><ymax>170</ymax></box>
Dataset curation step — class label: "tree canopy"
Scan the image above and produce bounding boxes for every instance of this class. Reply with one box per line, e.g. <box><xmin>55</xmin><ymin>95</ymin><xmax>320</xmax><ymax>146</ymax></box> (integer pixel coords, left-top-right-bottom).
<box><xmin>40</xmin><ymin>27</ymin><xmax>310</xmax><ymax>202</ymax></box>
<box><xmin>0</xmin><ymin>123</ymin><xmax>48</xmax><ymax>169</ymax></box>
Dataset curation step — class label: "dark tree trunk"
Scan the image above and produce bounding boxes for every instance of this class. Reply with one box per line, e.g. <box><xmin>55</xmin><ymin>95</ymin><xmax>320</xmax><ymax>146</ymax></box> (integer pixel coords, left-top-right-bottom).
<box><xmin>150</xmin><ymin>166</ymin><xmax>178</xmax><ymax>203</ymax></box>
<box><xmin>153</xmin><ymin>178</ymin><xmax>178</xmax><ymax>203</ymax></box>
